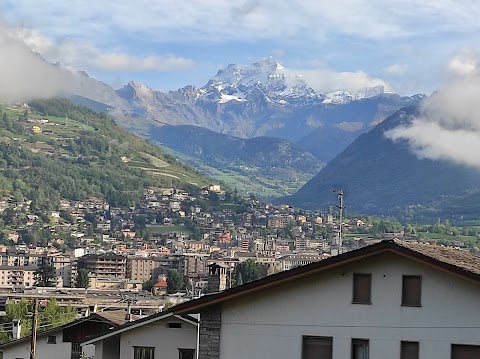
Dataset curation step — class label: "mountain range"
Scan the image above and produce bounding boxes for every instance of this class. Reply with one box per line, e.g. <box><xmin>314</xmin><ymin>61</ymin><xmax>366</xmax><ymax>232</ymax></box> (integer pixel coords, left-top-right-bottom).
<box><xmin>4</xmin><ymin>57</ymin><xmax>480</xmax><ymax>221</ymax></box>
<box><xmin>49</xmin><ymin>58</ymin><xmax>423</xmax><ymax>197</ymax></box>
<box><xmin>121</xmin><ymin>60</ymin><xmax>422</xmax><ymax>161</ymax></box>
<box><xmin>64</xmin><ymin>57</ymin><xmax>423</xmax><ymax>163</ymax></box>
<box><xmin>282</xmin><ymin>106</ymin><xmax>480</xmax><ymax>223</ymax></box>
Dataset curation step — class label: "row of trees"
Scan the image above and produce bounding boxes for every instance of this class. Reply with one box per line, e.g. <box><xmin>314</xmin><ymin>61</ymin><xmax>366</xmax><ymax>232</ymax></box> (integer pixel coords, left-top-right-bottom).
<box><xmin>0</xmin><ymin>298</ymin><xmax>77</xmax><ymax>343</ymax></box>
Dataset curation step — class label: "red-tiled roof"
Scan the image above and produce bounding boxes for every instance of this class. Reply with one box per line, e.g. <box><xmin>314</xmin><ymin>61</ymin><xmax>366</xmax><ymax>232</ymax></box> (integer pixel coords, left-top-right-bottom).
<box><xmin>154</xmin><ymin>280</ymin><xmax>167</xmax><ymax>288</ymax></box>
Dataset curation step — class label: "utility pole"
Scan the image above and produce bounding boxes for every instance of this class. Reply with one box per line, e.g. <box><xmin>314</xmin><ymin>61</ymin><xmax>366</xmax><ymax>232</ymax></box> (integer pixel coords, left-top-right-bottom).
<box><xmin>30</xmin><ymin>298</ymin><xmax>39</xmax><ymax>359</ymax></box>
<box><xmin>122</xmin><ymin>294</ymin><xmax>138</xmax><ymax>322</ymax></box>
<box><xmin>333</xmin><ymin>189</ymin><xmax>344</xmax><ymax>248</ymax></box>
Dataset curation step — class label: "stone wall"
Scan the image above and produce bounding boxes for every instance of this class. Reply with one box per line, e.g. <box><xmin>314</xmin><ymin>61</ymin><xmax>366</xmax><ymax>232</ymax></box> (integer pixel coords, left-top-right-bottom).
<box><xmin>199</xmin><ymin>305</ymin><xmax>222</xmax><ymax>359</ymax></box>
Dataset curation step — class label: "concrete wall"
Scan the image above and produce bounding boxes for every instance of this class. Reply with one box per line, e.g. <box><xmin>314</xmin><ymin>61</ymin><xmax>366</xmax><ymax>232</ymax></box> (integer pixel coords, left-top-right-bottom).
<box><xmin>2</xmin><ymin>332</ymin><xmax>69</xmax><ymax>359</ymax></box>
<box><xmin>2</xmin><ymin>331</ymin><xmax>95</xmax><ymax>359</ymax></box>
<box><xmin>119</xmin><ymin>318</ymin><xmax>197</xmax><ymax>359</ymax></box>
<box><xmin>218</xmin><ymin>253</ymin><xmax>480</xmax><ymax>359</ymax></box>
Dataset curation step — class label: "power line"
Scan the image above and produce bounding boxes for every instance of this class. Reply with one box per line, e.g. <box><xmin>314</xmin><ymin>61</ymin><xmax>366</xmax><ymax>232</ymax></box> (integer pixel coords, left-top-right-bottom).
<box><xmin>29</xmin><ymin>298</ymin><xmax>38</xmax><ymax>359</ymax></box>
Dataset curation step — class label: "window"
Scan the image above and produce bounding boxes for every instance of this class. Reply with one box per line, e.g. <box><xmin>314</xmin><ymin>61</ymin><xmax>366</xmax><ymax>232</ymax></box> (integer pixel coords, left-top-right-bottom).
<box><xmin>134</xmin><ymin>347</ymin><xmax>155</xmax><ymax>359</ymax></box>
<box><xmin>451</xmin><ymin>344</ymin><xmax>480</xmax><ymax>359</ymax></box>
<box><xmin>351</xmin><ymin>339</ymin><xmax>369</xmax><ymax>359</ymax></box>
<box><xmin>352</xmin><ymin>274</ymin><xmax>371</xmax><ymax>304</ymax></box>
<box><xmin>302</xmin><ymin>336</ymin><xmax>332</xmax><ymax>359</ymax></box>
<box><xmin>179</xmin><ymin>349</ymin><xmax>195</xmax><ymax>359</ymax></box>
<box><xmin>400</xmin><ymin>341</ymin><xmax>419</xmax><ymax>359</ymax></box>
<box><xmin>402</xmin><ymin>276</ymin><xmax>422</xmax><ymax>306</ymax></box>
<box><xmin>71</xmin><ymin>343</ymin><xmax>82</xmax><ymax>359</ymax></box>
<box><xmin>47</xmin><ymin>335</ymin><xmax>56</xmax><ymax>344</ymax></box>
<box><xmin>168</xmin><ymin>322</ymin><xmax>182</xmax><ymax>328</ymax></box>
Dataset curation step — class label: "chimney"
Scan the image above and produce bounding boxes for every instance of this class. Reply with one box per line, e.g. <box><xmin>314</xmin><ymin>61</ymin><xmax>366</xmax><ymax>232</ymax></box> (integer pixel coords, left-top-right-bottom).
<box><xmin>12</xmin><ymin>319</ymin><xmax>21</xmax><ymax>339</ymax></box>
<box><xmin>207</xmin><ymin>263</ymin><xmax>227</xmax><ymax>293</ymax></box>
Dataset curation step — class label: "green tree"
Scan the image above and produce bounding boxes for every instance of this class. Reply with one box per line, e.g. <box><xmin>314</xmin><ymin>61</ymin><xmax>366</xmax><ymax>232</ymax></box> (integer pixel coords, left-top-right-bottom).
<box><xmin>35</xmin><ymin>261</ymin><xmax>57</xmax><ymax>287</ymax></box>
<box><xmin>0</xmin><ymin>326</ymin><xmax>11</xmax><ymax>344</ymax></box>
<box><xmin>76</xmin><ymin>268</ymin><xmax>90</xmax><ymax>288</ymax></box>
<box><xmin>166</xmin><ymin>269</ymin><xmax>185</xmax><ymax>293</ymax></box>
<box><xmin>1</xmin><ymin>298</ymin><xmax>76</xmax><ymax>339</ymax></box>
<box><xmin>234</xmin><ymin>259</ymin><xmax>260</xmax><ymax>284</ymax></box>
<box><xmin>142</xmin><ymin>279</ymin><xmax>154</xmax><ymax>292</ymax></box>
<box><xmin>39</xmin><ymin>298</ymin><xmax>76</xmax><ymax>331</ymax></box>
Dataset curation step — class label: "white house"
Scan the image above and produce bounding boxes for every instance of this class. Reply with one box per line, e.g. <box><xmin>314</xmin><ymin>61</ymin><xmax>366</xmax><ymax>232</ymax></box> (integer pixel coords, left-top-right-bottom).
<box><xmin>0</xmin><ymin>313</ymin><xmax>119</xmax><ymax>359</ymax></box>
<box><xmin>172</xmin><ymin>239</ymin><xmax>480</xmax><ymax>359</ymax></box>
<box><xmin>81</xmin><ymin>312</ymin><xmax>198</xmax><ymax>359</ymax></box>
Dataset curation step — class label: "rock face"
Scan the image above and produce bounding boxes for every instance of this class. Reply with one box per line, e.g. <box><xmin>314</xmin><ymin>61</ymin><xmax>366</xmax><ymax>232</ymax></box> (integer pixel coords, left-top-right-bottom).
<box><xmin>282</xmin><ymin>106</ymin><xmax>480</xmax><ymax>219</ymax></box>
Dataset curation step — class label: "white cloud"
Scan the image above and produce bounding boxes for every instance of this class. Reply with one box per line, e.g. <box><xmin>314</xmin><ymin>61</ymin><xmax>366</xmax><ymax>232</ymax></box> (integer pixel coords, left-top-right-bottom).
<box><xmin>448</xmin><ymin>48</ymin><xmax>478</xmax><ymax>76</ymax></box>
<box><xmin>385</xmin><ymin>64</ymin><xmax>408</xmax><ymax>75</ymax></box>
<box><xmin>0</xmin><ymin>24</ymin><xmax>70</xmax><ymax>102</ymax></box>
<box><xmin>12</xmin><ymin>28</ymin><xmax>193</xmax><ymax>72</ymax></box>
<box><xmin>385</xmin><ymin>49</ymin><xmax>480</xmax><ymax>169</ymax></box>
<box><xmin>286</xmin><ymin>68</ymin><xmax>391</xmax><ymax>94</ymax></box>
<box><xmin>3</xmin><ymin>0</ymin><xmax>480</xmax><ymax>45</ymax></box>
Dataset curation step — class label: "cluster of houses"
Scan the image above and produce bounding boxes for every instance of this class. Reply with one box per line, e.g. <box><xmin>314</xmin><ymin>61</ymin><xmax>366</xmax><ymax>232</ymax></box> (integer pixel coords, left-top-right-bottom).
<box><xmin>1</xmin><ymin>239</ymin><xmax>480</xmax><ymax>359</ymax></box>
<box><xmin>0</xmin><ymin>185</ymin><xmax>379</xmax><ymax>295</ymax></box>
<box><xmin>7</xmin><ymin>185</ymin><xmax>475</xmax><ymax>358</ymax></box>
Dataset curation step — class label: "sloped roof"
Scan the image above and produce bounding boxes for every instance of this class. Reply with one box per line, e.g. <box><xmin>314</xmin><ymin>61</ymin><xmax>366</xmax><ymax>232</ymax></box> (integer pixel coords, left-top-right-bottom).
<box><xmin>81</xmin><ymin>313</ymin><xmax>198</xmax><ymax>346</ymax></box>
<box><xmin>393</xmin><ymin>240</ymin><xmax>480</xmax><ymax>275</ymax></box>
<box><xmin>0</xmin><ymin>313</ymin><xmax>118</xmax><ymax>349</ymax></box>
<box><xmin>96</xmin><ymin>310</ymin><xmax>140</xmax><ymax>325</ymax></box>
<box><xmin>171</xmin><ymin>239</ymin><xmax>480</xmax><ymax>314</ymax></box>
<box><xmin>154</xmin><ymin>280</ymin><xmax>167</xmax><ymax>288</ymax></box>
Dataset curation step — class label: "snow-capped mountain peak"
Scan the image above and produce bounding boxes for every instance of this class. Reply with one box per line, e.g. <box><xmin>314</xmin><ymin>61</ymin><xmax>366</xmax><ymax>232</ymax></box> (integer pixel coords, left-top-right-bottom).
<box><xmin>353</xmin><ymin>85</ymin><xmax>386</xmax><ymax>100</ymax></box>
<box><xmin>208</xmin><ymin>57</ymin><xmax>289</xmax><ymax>88</ymax></box>
<box><xmin>203</xmin><ymin>57</ymin><xmax>320</xmax><ymax>105</ymax></box>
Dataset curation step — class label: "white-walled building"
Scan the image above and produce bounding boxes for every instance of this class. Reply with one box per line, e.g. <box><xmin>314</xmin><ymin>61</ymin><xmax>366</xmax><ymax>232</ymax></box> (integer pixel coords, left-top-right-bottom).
<box><xmin>172</xmin><ymin>240</ymin><xmax>480</xmax><ymax>359</ymax></box>
<box><xmin>0</xmin><ymin>314</ymin><xmax>119</xmax><ymax>359</ymax></box>
<box><xmin>82</xmin><ymin>312</ymin><xmax>198</xmax><ymax>359</ymax></box>
<box><xmin>0</xmin><ymin>266</ymin><xmax>37</xmax><ymax>288</ymax></box>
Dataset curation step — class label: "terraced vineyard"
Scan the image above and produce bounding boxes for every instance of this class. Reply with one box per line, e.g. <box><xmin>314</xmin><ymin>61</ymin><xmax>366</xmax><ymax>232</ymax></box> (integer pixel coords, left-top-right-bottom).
<box><xmin>0</xmin><ymin>99</ymin><xmax>210</xmax><ymax>207</ymax></box>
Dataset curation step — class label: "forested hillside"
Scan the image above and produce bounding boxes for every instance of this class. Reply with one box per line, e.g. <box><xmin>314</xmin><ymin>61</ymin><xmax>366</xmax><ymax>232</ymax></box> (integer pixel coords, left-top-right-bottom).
<box><xmin>149</xmin><ymin>124</ymin><xmax>323</xmax><ymax>197</ymax></box>
<box><xmin>0</xmin><ymin>99</ymin><xmax>209</xmax><ymax>210</ymax></box>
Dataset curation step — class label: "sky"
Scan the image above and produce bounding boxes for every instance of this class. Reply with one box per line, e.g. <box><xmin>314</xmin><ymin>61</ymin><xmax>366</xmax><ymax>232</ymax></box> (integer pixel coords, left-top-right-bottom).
<box><xmin>2</xmin><ymin>0</ymin><xmax>480</xmax><ymax>95</ymax></box>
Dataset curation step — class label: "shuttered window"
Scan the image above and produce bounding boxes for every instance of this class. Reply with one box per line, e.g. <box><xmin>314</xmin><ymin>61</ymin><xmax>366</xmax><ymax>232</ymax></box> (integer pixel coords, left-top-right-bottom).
<box><xmin>400</xmin><ymin>341</ymin><xmax>419</xmax><ymax>359</ymax></box>
<box><xmin>352</xmin><ymin>339</ymin><xmax>369</xmax><ymax>359</ymax></box>
<box><xmin>302</xmin><ymin>336</ymin><xmax>333</xmax><ymax>359</ymax></box>
<box><xmin>451</xmin><ymin>344</ymin><xmax>480</xmax><ymax>359</ymax></box>
<box><xmin>134</xmin><ymin>347</ymin><xmax>155</xmax><ymax>359</ymax></box>
<box><xmin>353</xmin><ymin>274</ymin><xmax>371</xmax><ymax>304</ymax></box>
<box><xmin>402</xmin><ymin>275</ymin><xmax>422</xmax><ymax>306</ymax></box>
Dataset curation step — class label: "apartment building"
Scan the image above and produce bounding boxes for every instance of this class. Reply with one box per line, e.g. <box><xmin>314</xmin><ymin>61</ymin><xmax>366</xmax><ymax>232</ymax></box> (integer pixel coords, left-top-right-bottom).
<box><xmin>126</xmin><ymin>257</ymin><xmax>160</xmax><ymax>283</ymax></box>
<box><xmin>0</xmin><ymin>266</ymin><xmax>37</xmax><ymax>288</ymax></box>
<box><xmin>51</xmin><ymin>253</ymin><xmax>73</xmax><ymax>288</ymax></box>
<box><xmin>77</xmin><ymin>253</ymin><xmax>127</xmax><ymax>278</ymax></box>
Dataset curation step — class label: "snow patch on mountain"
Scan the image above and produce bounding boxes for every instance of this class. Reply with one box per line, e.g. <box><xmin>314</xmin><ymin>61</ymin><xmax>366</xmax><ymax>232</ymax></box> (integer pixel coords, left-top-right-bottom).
<box><xmin>200</xmin><ymin>57</ymin><xmax>387</xmax><ymax>106</ymax></box>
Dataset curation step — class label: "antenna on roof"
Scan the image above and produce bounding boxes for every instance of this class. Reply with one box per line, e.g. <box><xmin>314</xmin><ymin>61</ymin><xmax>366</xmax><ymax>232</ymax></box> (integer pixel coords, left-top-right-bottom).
<box><xmin>333</xmin><ymin>189</ymin><xmax>344</xmax><ymax>248</ymax></box>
